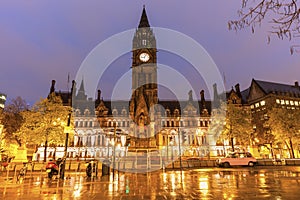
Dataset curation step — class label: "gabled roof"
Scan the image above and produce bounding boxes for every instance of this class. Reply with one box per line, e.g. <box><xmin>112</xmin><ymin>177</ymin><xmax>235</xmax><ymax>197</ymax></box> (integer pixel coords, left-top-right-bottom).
<box><xmin>54</xmin><ymin>91</ymin><xmax>71</xmax><ymax>106</ymax></box>
<box><xmin>95</xmin><ymin>99</ymin><xmax>211</xmax><ymax>116</ymax></box>
<box><xmin>254</xmin><ymin>79</ymin><xmax>300</xmax><ymax>96</ymax></box>
<box><xmin>240</xmin><ymin>88</ymin><xmax>250</xmax><ymax>103</ymax></box>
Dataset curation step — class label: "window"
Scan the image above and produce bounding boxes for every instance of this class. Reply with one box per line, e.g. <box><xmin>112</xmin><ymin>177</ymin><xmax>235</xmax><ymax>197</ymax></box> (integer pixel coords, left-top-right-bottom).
<box><xmin>290</xmin><ymin>100</ymin><xmax>294</xmax><ymax>105</ymax></box>
<box><xmin>285</xmin><ymin>100</ymin><xmax>289</xmax><ymax>105</ymax></box>
<box><xmin>255</xmin><ymin>103</ymin><xmax>260</xmax><ymax>108</ymax></box>
<box><xmin>174</xmin><ymin>109</ymin><xmax>179</xmax><ymax>117</ymax></box>
<box><xmin>166</xmin><ymin>109</ymin><xmax>171</xmax><ymax>117</ymax></box>
<box><xmin>295</xmin><ymin>101</ymin><xmax>299</xmax><ymax>106</ymax></box>
<box><xmin>84</xmin><ymin>109</ymin><xmax>90</xmax><ymax>116</ymax></box>
<box><xmin>112</xmin><ymin>109</ymin><xmax>118</xmax><ymax>116</ymax></box>
<box><xmin>281</xmin><ymin>100</ymin><xmax>285</xmax><ymax>105</ymax></box>
<box><xmin>260</xmin><ymin>100</ymin><xmax>265</xmax><ymax>106</ymax></box>
<box><xmin>142</xmin><ymin>39</ymin><xmax>147</xmax><ymax>46</ymax></box>
<box><xmin>121</xmin><ymin>109</ymin><xmax>127</xmax><ymax>116</ymax></box>
<box><xmin>250</xmin><ymin>105</ymin><xmax>254</xmax><ymax>109</ymax></box>
<box><xmin>276</xmin><ymin>99</ymin><xmax>280</xmax><ymax>104</ymax></box>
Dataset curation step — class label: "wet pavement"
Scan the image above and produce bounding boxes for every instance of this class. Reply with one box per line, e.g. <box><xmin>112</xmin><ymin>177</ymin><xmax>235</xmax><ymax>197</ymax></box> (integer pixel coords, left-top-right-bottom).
<box><xmin>1</xmin><ymin>166</ymin><xmax>300</xmax><ymax>199</ymax></box>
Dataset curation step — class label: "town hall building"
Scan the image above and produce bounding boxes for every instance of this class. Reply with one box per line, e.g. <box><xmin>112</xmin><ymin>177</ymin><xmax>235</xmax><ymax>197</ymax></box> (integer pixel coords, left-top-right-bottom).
<box><xmin>37</xmin><ymin>7</ymin><xmax>215</xmax><ymax>163</ymax></box>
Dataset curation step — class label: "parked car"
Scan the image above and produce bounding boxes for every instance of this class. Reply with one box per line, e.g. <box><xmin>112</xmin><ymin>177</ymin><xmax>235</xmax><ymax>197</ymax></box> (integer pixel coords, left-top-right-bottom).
<box><xmin>216</xmin><ymin>152</ymin><xmax>257</xmax><ymax>167</ymax></box>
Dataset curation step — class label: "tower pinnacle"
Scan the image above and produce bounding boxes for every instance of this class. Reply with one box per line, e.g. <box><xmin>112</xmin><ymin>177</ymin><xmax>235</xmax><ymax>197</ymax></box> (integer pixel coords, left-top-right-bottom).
<box><xmin>138</xmin><ymin>6</ymin><xmax>150</xmax><ymax>28</ymax></box>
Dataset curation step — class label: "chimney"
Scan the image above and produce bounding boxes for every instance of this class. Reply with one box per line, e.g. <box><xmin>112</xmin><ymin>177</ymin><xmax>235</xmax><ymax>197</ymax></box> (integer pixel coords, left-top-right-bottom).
<box><xmin>200</xmin><ymin>90</ymin><xmax>205</xmax><ymax>102</ymax></box>
<box><xmin>213</xmin><ymin>83</ymin><xmax>218</xmax><ymax>102</ymax></box>
<box><xmin>97</xmin><ymin>90</ymin><xmax>101</xmax><ymax>101</ymax></box>
<box><xmin>235</xmin><ymin>83</ymin><xmax>241</xmax><ymax>97</ymax></box>
<box><xmin>95</xmin><ymin>89</ymin><xmax>102</xmax><ymax>107</ymax></box>
<box><xmin>200</xmin><ymin>90</ymin><xmax>206</xmax><ymax>109</ymax></box>
<box><xmin>188</xmin><ymin>90</ymin><xmax>193</xmax><ymax>101</ymax></box>
<box><xmin>71</xmin><ymin>80</ymin><xmax>76</xmax><ymax>96</ymax></box>
<box><xmin>295</xmin><ymin>81</ymin><xmax>299</xmax><ymax>88</ymax></box>
<box><xmin>50</xmin><ymin>80</ymin><xmax>56</xmax><ymax>94</ymax></box>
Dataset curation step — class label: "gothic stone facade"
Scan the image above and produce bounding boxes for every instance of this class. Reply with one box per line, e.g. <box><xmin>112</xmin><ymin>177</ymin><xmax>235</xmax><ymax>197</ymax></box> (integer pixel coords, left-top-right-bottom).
<box><xmin>42</xmin><ymin>8</ymin><xmax>214</xmax><ymax>160</ymax></box>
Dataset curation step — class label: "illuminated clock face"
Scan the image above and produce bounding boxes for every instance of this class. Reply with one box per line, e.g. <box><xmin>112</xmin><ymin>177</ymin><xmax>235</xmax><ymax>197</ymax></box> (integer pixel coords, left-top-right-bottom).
<box><xmin>139</xmin><ymin>52</ymin><xmax>150</xmax><ymax>62</ymax></box>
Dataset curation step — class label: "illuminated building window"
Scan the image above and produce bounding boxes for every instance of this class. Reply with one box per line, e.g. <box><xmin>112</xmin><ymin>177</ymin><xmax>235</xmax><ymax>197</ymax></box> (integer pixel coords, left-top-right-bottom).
<box><xmin>281</xmin><ymin>100</ymin><xmax>285</xmax><ymax>105</ymax></box>
<box><xmin>285</xmin><ymin>100</ymin><xmax>289</xmax><ymax>105</ymax></box>
<box><xmin>295</xmin><ymin>101</ymin><xmax>299</xmax><ymax>106</ymax></box>
<box><xmin>250</xmin><ymin>105</ymin><xmax>254</xmax><ymax>109</ymax></box>
<box><xmin>290</xmin><ymin>101</ymin><xmax>294</xmax><ymax>105</ymax></box>
<box><xmin>260</xmin><ymin>100</ymin><xmax>265</xmax><ymax>106</ymax></box>
<box><xmin>276</xmin><ymin>99</ymin><xmax>280</xmax><ymax>104</ymax></box>
<box><xmin>255</xmin><ymin>103</ymin><xmax>260</xmax><ymax>108</ymax></box>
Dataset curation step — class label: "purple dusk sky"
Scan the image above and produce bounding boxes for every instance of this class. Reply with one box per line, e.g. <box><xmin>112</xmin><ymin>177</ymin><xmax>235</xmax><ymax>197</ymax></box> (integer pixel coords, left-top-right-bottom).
<box><xmin>1</xmin><ymin>1</ymin><xmax>299</xmax><ymax>106</ymax></box>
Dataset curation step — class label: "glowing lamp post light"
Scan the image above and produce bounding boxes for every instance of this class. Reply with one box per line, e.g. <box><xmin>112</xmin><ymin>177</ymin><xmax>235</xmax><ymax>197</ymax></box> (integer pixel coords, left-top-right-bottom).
<box><xmin>112</xmin><ymin>120</ymin><xmax>117</xmax><ymax>179</ymax></box>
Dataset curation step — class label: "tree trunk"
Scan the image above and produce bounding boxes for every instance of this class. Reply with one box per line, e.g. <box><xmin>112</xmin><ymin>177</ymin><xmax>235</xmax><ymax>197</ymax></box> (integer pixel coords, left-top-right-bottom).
<box><xmin>289</xmin><ymin>138</ymin><xmax>295</xmax><ymax>159</ymax></box>
<box><xmin>231</xmin><ymin>137</ymin><xmax>235</xmax><ymax>152</ymax></box>
<box><xmin>285</xmin><ymin>140</ymin><xmax>294</xmax><ymax>159</ymax></box>
<box><xmin>44</xmin><ymin>138</ymin><xmax>48</xmax><ymax>162</ymax></box>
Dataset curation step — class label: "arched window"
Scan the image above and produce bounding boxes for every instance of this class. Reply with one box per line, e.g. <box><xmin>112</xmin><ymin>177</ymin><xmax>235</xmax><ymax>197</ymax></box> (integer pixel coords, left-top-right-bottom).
<box><xmin>75</xmin><ymin>109</ymin><xmax>81</xmax><ymax>116</ymax></box>
<box><xmin>165</xmin><ymin>109</ymin><xmax>171</xmax><ymax>117</ymax></box>
<box><xmin>112</xmin><ymin>109</ymin><xmax>118</xmax><ymax>116</ymax></box>
<box><xmin>121</xmin><ymin>108</ymin><xmax>127</xmax><ymax>116</ymax></box>
<box><xmin>84</xmin><ymin>109</ymin><xmax>90</xmax><ymax>116</ymax></box>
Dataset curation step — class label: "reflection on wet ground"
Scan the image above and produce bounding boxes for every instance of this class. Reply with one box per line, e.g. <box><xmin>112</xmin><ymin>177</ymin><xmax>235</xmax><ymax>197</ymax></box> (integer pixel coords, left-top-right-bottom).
<box><xmin>1</xmin><ymin>166</ymin><xmax>300</xmax><ymax>199</ymax></box>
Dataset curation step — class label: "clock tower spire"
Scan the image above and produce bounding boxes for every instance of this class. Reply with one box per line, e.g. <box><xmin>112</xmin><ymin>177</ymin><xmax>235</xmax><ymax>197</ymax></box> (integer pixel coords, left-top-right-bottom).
<box><xmin>138</xmin><ymin>5</ymin><xmax>150</xmax><ymax>28</ymax></box>
<box><xmin>130</xmin><ymin>7</ymin><xmax>158</xmax><ymax>143</ymax></box>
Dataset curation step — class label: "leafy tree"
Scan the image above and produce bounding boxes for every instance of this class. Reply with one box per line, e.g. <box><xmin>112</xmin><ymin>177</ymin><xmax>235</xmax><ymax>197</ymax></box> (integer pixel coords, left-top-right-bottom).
<box><xmin>229</xmin><ymin>0</ymin><xmax>300</xmax><ymax>53</ymax></box>
<box><xmin>219</xmin><ymin>103</ymin><xmax>253</xmax><ymax>152</ymax></box>
<box><xmin>267</xmin><ymin>107</ymin><xmax>300</xmax><ymax>158</ymax></box>
<box><xmin>208</xmin><ymin>102</ymin><xmax>227</xmax><ymax>143</ymax></box>
<box><xmin>0</xmin><ymin>97</ymin><xmax>28</xmax><ymax>147</ymax></box>
<box><xmin>18</xmin><ymin>93</ymin><xmax>73</xmax><ymax>161</ymax></box>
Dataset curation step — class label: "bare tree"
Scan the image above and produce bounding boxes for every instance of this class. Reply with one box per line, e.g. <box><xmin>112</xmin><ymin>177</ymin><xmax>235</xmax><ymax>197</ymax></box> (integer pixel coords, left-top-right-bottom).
<box><xmin>229</xmin><ymin>0</ymin><xmax>300</xmax><ymax>53</ymax></box>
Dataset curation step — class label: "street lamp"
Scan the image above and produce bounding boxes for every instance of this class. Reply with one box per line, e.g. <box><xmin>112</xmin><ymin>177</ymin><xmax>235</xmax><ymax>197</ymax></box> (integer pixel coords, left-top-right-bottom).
<box><xmin>112</xmin><ymin>120</ymin><xmax>117</xmax><ymax>179</ymax></box>
<box><xmin>60</xmin><ymin>110</ymin><xmax>72</xmax><ymax>179</ymax></box>
<box><xmin>170</xmin><ymin>139</ymin><xmax>174</xmax><ymax>168</ymax></box>
<box><xmin>177</xmin><ymin>117</ymin><xmax>182</xmax><ymax>170</ymax></box>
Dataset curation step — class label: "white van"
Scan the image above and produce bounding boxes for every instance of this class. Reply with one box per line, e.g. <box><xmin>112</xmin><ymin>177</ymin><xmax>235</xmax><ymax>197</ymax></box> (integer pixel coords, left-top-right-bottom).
<box><xmin>216</xmin><ymin>152</ymin><xmax>257</xmax><ymax>167</ymax></box>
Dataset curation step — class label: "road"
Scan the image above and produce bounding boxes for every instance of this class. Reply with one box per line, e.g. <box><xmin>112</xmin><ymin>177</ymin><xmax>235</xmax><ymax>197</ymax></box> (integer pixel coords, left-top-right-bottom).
<box><xmin>1</xmin><ymin>166</ymin><xmax>300</xmax><ymax>199</ymax></box>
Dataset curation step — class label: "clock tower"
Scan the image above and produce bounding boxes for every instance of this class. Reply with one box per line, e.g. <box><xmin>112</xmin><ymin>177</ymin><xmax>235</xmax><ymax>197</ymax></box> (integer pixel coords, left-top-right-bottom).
<box><xmin>129</xmin><ymin>7</ymin><xmax>158</xmax><ymax>147</ymax></box>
